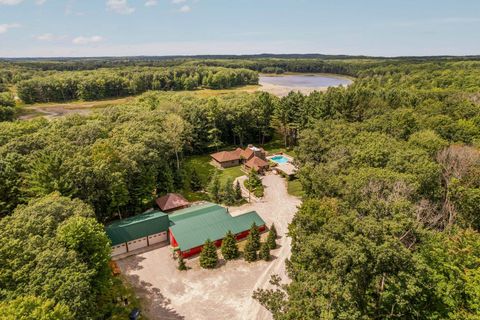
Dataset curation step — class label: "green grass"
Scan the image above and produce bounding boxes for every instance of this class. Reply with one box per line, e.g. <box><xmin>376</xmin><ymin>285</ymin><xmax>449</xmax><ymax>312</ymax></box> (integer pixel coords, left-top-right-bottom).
<box><xmin>218</xmin><ymin>166</ymin><xmax>245</xmax><ymax>184</ymax></box>
<box><xmin>184</xmin><ymin>154</ymin><xmax>215</xmax><ymax>183</ymax></box>
<box><xmin>287</xmin><ymin>179</ymin><xmax>305</xmax><ymax>198</ymax></box>
<box><xmin>183</xmin><ymin>154</ymin><xmax>246</xmax><ymax>202</ymax></box>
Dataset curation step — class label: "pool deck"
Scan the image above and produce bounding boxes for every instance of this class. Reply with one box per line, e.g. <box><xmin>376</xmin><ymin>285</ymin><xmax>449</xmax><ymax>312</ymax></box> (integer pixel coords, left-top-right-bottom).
<box><xmin>267</xmin><ymin>154</ymin><xmax>297</xmax><ymax>176</ymax></box>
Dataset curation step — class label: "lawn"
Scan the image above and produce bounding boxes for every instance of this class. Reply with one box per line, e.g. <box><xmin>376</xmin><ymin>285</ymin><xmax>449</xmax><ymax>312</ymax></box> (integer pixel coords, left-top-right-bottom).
<box><xmin>218</xmin><ymin>166</ymin><xmax>245</xmax><ymax>184</ymax></box>
<box><xmin>287</xmin><ymin>179</ymin><xmax>305</xmax><ymax>198</ymax></box>
<box><xmin>183</xmin><ymin>154</ymin><xmax>246</xmax><ymax>202</ymax></box>
<box><xmin>184</xmin><ymin>154</ymin><xmax>215</xmax><ymax>183</ymax></box>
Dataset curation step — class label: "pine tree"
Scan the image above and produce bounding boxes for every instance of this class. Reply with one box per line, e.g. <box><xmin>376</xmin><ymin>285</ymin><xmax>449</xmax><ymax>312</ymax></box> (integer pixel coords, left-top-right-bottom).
<box><xmin>246</xmin><ymin>169</ymin><xmax>262</xmax><ymax>190</ymax></box>
<box><xmin>270</xmin><ymin>223</ymin><xmax>278</xmax><ymax>239</ymax></box>
<box><xmin>199</xmin><ymin>239</ymin><xmax>218</xmax><ymax>269</ymax></box>
<box><xmin>178</xmin><ymin>254</ymin><xmax>187</xmax><ymax>271</ymax></box>
<box><xmin>267</xmin><ymin>229</ymin><xmax>277</xmax><ymax>250</ymax></box>
<box><xmin>249</xmin><ymin>222</ymin><xmax>260</xmax><ymax>251</ymax></box>
<box><xmin>190</xmin><ymin>169</ymin><xmax>202</xmax><ymax>191</ymax></box>
<box><xmin>221</xmin><ymin>231</ymin><xmax>240</xmax><ymax>260</ymax></box>
<box><xmin>235</xmin><ymin>180</ymin><xmax>242</xmax><ymax>201</ymax></box>
<box><xmin>244</xmin><ymin>234</ymin><xmax>258</xmax><ymax>262</ymax></box>
<box><xmin>207</xmin><ymin>171</ymin><xmax>221</xmax><ymax>203</ymax></box>
<box><xmin>221</xmin><ymin>178</ymin><xmax>236</xmax><ymax>205</ymax></box>
<box><xmin>259</xmin><ymin>242</ymin><xmax>271</xmax><ymax>261</ymax></box>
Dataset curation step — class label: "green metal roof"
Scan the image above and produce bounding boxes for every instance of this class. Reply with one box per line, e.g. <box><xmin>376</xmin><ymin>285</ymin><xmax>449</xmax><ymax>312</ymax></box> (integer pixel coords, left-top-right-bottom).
<box><xmin>169</xmin><ymin>202</ymin><xmax>266</xmax><ymax>251</ymax></box>
<box><xmin>106</xmin><ymin>210</ymin><xmax>170</xmax><ymax>246</ymax></box>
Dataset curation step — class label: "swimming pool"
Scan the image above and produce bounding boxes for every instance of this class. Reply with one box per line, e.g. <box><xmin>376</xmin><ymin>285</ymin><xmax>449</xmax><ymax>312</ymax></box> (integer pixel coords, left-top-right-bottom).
<box><xmin>270</xmin><ymin>155</ymin><xmax>289</xmax><ymax>164</ymax></box>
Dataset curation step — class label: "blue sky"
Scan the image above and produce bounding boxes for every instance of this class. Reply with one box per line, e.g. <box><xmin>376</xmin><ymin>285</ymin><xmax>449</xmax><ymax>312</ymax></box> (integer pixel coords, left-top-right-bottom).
<box><xmin>0</xmin><ymin>0</ymin><xmax>479</xmax><ymax>57</ymax></box>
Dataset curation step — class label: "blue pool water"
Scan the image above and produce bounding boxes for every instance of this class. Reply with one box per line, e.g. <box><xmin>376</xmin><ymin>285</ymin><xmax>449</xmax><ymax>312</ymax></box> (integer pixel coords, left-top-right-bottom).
<box><xmin>271</xmin><ymin>155</ymin><xmax>289</xmax><ymax>164</ymax></box>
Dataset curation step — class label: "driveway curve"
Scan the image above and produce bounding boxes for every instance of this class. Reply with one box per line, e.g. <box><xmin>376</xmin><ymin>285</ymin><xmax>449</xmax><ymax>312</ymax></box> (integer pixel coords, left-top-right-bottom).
<box><xmin>117</xmin><ymin>174</ymin><xmax>301</xmax><ymax>320</ymax></box>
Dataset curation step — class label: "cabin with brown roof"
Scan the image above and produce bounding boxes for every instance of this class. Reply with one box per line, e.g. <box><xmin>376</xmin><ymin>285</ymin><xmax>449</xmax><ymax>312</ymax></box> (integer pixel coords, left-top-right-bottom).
<box><xmin>156</xmin><ymin>193</ymin><xmax>190</xmax><ymax>213</ymax></box>
<box><xmin>210</xmin><ymin>149</ymin><xmax>242</xmax><ymax>168</ymax></box>
<box><xmin>211</xmin><ymin>145</ymin><xmax>267</xmax><ymax>169</ymax></box>
<box><xmin>245</xmin><ymin>156</ymin><xmax>269</xmax><ymax>174</ymax></box>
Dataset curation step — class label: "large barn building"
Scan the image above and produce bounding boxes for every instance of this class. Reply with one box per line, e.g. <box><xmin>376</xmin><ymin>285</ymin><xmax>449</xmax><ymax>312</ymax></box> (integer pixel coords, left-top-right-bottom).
<box><xmin>106</xmin><ymin>210</ymin><xmax>170</xmax><ymax>256</ymax></box>
<box><xmin>169</xmin><ymin>203</ymin><xmax>266</xmax><ymax>258</ymax></box>
<box><xmin>106</xmin><ymin>201</ymin><xmax>266</xmax><ymax>259</ymax></box>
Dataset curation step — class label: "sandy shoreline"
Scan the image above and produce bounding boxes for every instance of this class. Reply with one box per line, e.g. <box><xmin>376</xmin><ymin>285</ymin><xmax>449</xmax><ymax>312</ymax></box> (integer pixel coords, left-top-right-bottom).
<box><xmin>257</xmin><ymin>82</ymin><xmax>335</xmax><ymax>97</ymax></box>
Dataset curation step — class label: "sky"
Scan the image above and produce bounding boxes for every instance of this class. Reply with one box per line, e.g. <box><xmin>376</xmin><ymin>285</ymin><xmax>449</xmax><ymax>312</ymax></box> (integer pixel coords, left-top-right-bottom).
<box><xmin>0</xmin><ymin>0</ymin><xmax>479</xmax><ymax>58</ymax></box>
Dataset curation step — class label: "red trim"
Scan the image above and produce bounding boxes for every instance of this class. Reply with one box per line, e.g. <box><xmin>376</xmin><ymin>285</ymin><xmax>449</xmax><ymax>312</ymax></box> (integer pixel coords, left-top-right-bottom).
<box><xmin>173</xmin><ymin>224</ymin><xmax>267</xmax><ymax>259</ymax></box>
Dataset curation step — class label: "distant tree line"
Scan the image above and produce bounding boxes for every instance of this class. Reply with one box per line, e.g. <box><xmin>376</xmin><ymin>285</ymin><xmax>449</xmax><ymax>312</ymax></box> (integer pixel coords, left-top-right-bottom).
<box><xmin>16</xmin><ymin>66</ymin><xmax>258</xmax><ymax>103</ymax></box>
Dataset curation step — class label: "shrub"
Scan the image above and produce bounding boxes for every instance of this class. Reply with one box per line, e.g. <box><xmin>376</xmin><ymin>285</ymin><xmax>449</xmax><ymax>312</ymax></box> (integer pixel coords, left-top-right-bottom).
<box><xmin>221</xmin><ymin>231</ymin><xmax>240</xmax><ymax>260</ymax></box>
<box><xmin>259</xmin><ymin>242</ymin><xmax>271</xmax><ymax>261</ymax></box>
<box><xmin>199</xmin><ymin>239</ymin><xmax>218</xmax><ymax>269</ymax></box>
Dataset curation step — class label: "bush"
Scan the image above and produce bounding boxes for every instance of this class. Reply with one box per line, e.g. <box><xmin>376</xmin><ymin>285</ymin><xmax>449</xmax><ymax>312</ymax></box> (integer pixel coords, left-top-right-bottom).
<box><xmin>270</xmin><ymin>224</ymin><xmax>278</xmax><ymax>239</ymax></box>
<box><xmin>249</xmin><ymin>223</ymin><xmax>261</xmax><ymax>251</ymax></box>
<box><xmin>178</xmin><ymin>254</ymin><xmax>187</xmax><ymax>271</ymax></box>
<box><xmin>259</xmin><ymin>242</ymin><xmax>271</xmax><ymax>261</ymax></box>
<box><xmin>221</xmin><ymin>231</ymin><xmax>240</xmax><ymax>260</ymax></box>
<box><xmin>199</xmin><ymin>239</ymin><xmax>218</xmax><ymax>269</ymax></box>
<box><xmin>267</xmin><ymin>229</ymin><xmax>277</xmax><ymax>250</ymax></box>
<box><xmin>244</xmin><ymin>235</ymin><xmax>258</xmax><ymax>262</ymax></box>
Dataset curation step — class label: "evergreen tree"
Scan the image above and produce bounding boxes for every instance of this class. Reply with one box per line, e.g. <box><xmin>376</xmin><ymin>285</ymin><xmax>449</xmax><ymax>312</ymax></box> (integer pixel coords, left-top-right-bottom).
<box><xmin>235</xmin><ymin>180</ymin><xmax>243</xmax><ymax>201</ymax></box>
<box><xmin>267</xmin><ymin>229</ymin><xmax>277</xmax><ymax>250</ymax></box>
<box><xmin>207</xmin><ymin>171</ymin><xmax>221</xmax><ymax>203</ymax></box>
<box><xmin>221</xmin><ymin>230</ymin><xmax>240</xmax><ymax>260</ymax></box>
<box><xmin>199</xmin><ymin>239</ymin><xmax>218</xmax><ymax>269</ymax></box>
<box><xmin>190</xmin><ymin>168</ymin><xmax>202</xmax><ymax>191</ymax></box>
<box><xmin>244</xmin><ymin>234</ymin><xmax>258</xmax><ymax>262</ymax></box>
<box><xmin>270</xmin><ymin>223</ymin><xmax>278</xmax><ymax>239</ymax></box>
<box><xmin>178</xmin><ymin>254</ymin><xmax>187</xmax><ymax>271</ymax></box>
<box><xmin>259</xmin><ymin>242</ymin><xmax>271</xmax><ymax>261</ymax></box>
<box><xmin>249</xmin><ymin>222</ymin><xmax>261</xmax><ymax>251</ymax></box>
<box><xmin>246</xmin><ymin>169</ymin><xmax>262</xmax><ymax>191</ymax></box>
<box><xmin>221</xmin><ymin>177</ymin><xmax>236</xmax><ymax>205</ymax></box>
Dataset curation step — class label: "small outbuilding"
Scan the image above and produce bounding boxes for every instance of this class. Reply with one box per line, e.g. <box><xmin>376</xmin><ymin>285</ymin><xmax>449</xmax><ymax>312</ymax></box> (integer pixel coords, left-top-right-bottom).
<box><xmin>106</xmin><ymin>210</ymin><xmax>170</xmax><ymax>257</ymax></box>
<box><xmin>156</xmin><ymin>193</ymin><xmax>190</xmax><ymax>213</ymax></box>
<box><xmin>169</xmin><ymin>202</ymin><xmax>266</xmax><ymax>258</ymax></box>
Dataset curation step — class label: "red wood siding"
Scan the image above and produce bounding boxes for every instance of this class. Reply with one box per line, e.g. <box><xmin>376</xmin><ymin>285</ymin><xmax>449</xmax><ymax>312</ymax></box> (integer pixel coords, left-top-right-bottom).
<box><xmin>175</xmin><ymin>224</ymin><xmax>267</xmax><ymax>258</ymax></box>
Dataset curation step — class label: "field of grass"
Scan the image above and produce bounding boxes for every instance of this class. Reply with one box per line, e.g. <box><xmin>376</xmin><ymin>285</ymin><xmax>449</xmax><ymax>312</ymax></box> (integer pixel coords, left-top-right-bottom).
<box><xmin>287</xmin><ymin>179</ymin><xmax>304</xmax><ymax>198</ymax></box>
<box><xmin>183</xmin><ymin>154</ymin><xmax>246</xmax><ymax>202</ymax></box>
<box><xmin>219</xmin><ymin>166</ymin><xmax>245</xmax><ymax>184</ymax></box>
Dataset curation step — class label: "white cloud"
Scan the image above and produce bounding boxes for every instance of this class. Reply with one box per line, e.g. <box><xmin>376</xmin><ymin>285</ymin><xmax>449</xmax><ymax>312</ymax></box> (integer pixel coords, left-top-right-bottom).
<box><xmin>72</xmin><ymin>35</ymin><xmax>104</xmax><ymax>45</ymax></box>
<box><xmin>179</xmin><ymin>4</ymin><xmax>190</xmax><ymax>12</ymax></box>
<box><xmin>145</xmin><ymin>0</ymin><xmax>157</xmax><ymax>6</ymax></box>
<box><xmin>172</xmin><ymin>0</ymin><xmax>186</xmax><ymax>3</ymax></box>
<box><xmin>0</xmin><ymin>0</ymin><xmax>23</xmax><ymax>5</ymax></box>
<box><xmin>35</xmin><ymin>33</ymin><xmax>65</xmax><ymax>41</ymax></box>
<box><xmin>106</xmin><ymin>0</ymin><xmax>135</xmax><ymax>15</ymax></box>
<box><xmin>35</xmin><ymin>0</ymin><xmax>46</xmax><ymax>4</ymax></box>
<box><xmin>0</xmin><ymin>23</ymin><xmax>20</xmax><ymax>34</ymax></box>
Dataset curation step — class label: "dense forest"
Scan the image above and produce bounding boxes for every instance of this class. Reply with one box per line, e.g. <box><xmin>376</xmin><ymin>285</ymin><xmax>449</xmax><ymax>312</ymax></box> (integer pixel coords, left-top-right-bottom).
<box><xmin>1</xmin><ymin>55</ymin><xmax>480</xmax><ymax>318</ymax></box>
<box><xmin>15</xmin><ymin>66</ymin><xmax>258</xmax><ymax>103</ymax></box>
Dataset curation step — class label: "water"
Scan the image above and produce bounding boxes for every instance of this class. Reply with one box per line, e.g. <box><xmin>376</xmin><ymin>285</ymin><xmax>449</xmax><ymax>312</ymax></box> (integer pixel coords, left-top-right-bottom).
<box><xmin>259</xmin><ymin>74</ymin><xmax>352</xmax><ymax>88</ymax></box>
<box><xmin>270</xmin><ymin>155</ymin><xmax>289</xmax><ymax>164</ymax></box>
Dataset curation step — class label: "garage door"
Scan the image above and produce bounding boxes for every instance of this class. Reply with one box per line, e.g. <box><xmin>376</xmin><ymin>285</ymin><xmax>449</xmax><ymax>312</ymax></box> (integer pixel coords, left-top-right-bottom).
<box><xmin>111</xmin><ymin>243</ymin><xmax>127</xmax><ymax>256</ymax></box>
<box><xmin>127</xmin><ymin>237</ymin><xmax>148</xmax><ymax>252</ymax></box>
<box><xmin>148</xmin><ymin>231</ymin><xmax>167</xmax><ymax>245</ymax></box>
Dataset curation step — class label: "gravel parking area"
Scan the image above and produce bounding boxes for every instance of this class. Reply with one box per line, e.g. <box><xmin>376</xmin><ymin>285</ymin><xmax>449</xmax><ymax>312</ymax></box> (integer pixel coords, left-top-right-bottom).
<box><xmin>117</xmin><ymin>174</ymin><xmax>301</xmax><ymax>320</ymax></box>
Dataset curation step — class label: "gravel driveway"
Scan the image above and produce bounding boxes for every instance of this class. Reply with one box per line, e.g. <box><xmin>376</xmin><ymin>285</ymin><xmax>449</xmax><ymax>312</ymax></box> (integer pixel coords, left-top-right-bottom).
<box><xmin>117</xmin><ymin>174</ymin><xmax>301</xmax><ymax>320</ymax></box>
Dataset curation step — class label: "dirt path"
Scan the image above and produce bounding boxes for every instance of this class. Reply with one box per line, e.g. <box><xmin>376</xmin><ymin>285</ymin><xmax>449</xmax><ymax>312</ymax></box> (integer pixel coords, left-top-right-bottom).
<box><xmin>117</xmin><ymin>174</ymin><xmax>301</xmax><ymax>320</ymax></box>
<box><xmin>18</xmin><ymin>96</ymin><xmax>135</xmax><ymax>120</ymax></box>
